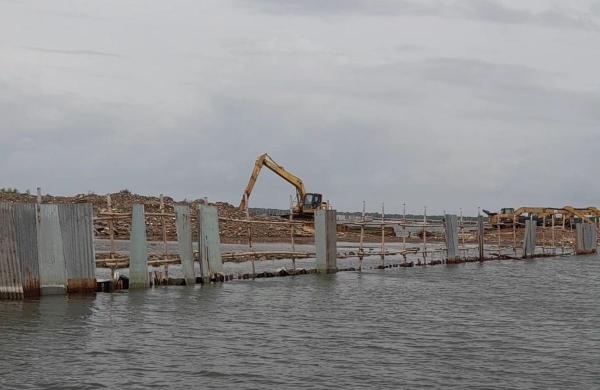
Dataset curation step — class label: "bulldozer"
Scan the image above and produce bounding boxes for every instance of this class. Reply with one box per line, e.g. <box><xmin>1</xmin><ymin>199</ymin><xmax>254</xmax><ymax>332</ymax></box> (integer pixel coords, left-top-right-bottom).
<box><xmin>239</xmin><ymin>153</ymin><xmax>328</xmax><ymax>219</ymax></box>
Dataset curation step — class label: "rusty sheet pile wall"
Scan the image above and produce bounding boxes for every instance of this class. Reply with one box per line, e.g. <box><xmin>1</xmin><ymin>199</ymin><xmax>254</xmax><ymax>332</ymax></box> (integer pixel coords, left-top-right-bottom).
<box><xmin>13</xmin><ymin>204</ymin><xmax>40</xmax><ymax>297</ymax></box>
<box><xmin>1</xmin><ymin>203</ymin><xmax>43</xmax><ymax>299</ymax></box>
<box><xmin>0</xmin><ymin>202</ymin><xmax>96</xmax><ymax>299</ymax></box>
<box><xmin>59</xmin><ymin>204</ymin><xmax>96</xmax><ymax>293</ymax></box>
<box><xmin>0</xmin><ymin>204</ymin><xmax>23</xmax><ymax>299</ymax></box>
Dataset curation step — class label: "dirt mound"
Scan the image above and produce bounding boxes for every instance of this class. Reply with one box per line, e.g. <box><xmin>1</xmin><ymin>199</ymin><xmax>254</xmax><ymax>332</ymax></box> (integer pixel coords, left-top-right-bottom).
<box><xmin>0</xmin><ymin>190</ymin><xmax>313</xmax><ymax>242</ymax></box>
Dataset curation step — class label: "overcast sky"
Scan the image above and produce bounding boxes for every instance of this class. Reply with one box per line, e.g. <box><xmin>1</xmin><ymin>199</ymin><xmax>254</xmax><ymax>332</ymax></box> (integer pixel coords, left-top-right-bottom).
<box><xmin>1</xmin><ymin>0</ymin><xmax>600</xmax><ymax>215</ymax></box>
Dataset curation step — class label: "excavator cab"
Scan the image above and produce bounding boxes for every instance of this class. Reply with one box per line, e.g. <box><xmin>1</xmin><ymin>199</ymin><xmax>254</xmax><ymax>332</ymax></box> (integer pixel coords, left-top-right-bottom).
<box><xmin>303</xmin><ymin>193</ymin><xmax>323</xmax><ymax>212</ymax></box>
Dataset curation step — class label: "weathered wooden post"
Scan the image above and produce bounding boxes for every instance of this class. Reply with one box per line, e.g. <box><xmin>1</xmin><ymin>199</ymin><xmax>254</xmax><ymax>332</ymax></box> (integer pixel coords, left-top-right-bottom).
<box><xmin>497</xmin><ymin>212</ymin><xmax>501</xmax><ymax>257</ymax></box>
<box><xmin>422</xmin><ymin>206</ymin><xmax>427</xmax><ymax>264</ymax></box>
<box><xmin>244</xmin><ymin>194</ymin><xmax>255</xmax><ymax>276</ymax></box>
<box><xmin>477</xmin><ymin>214</ymin><xmax>484</xmax><ymax>261</ymax></box>
<box><xmin>106</xmin><ymin>194</ymin><xmax>116</xmax><ymax>281</ymax></box>
<box><xmin>551</xmin><ymin>212</ymin><xmax>556</xmax><ymax>255</ymax></box>
<box><xmin>541</xmin><ymin>215</ymin><xmax>546</xmax><ymax>254</ymax></box>
<box><xmin>315</xmin><ymin>209</ymin><xmax>337</xmax><ymax>274</ymax></box>
<box><xmin>402</xmin><ymin>203</ymin><xmax>407</xmax><ymax>250</ymax></box>
<box><xmin>512</xmin><ymin>214</ymin><xmax>517</xmax><ymax>255</ymax></box>
<box><xmin>289</xmin><ymin>195</ymin><xmax>296</xmax><ymax>272</ymax></box>
<box><xmin>129</xmin><ymin>204</ymin><xmax>149</xmax><ymax>289</ymax></box>
<box><xmin>159</xmin><ymin>194</ymin><xmax>169</xmax><ymax>282</ymax></box>
<box><xmin>459</xmin><ymin>208</ymin><xmax>465</xmax><ymax>251</ymax></box>
<box><xmin>445</xmin><ymin>214</ymin><xmax>459</xmax><ymax>263</ymax></box>
<box><xmin>380</xmin><ymin>203</ymin><xmax>385</xmax><ymax>267</ymax></box>
<box><xmin>358</xmin><ymin>201</ymin><xmax>365</xmax><ymax>271</ymax></box>
<box><xmin>175</xmin><ymin>205</ymin><xmax>196</xmax><ymax>286</ymax></box>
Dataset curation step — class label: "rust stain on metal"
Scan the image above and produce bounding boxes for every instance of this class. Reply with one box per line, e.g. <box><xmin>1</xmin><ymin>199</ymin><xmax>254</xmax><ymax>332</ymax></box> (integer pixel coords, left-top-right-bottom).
<box><xmin>66</xmin><ymin>278</ymin><xmax>97</xmax><ymax>294</ymax></box>
<box><xmin>59</xmin><ymin>204</ymin><xmax>96</xmax><ymax>294</ymax></box>
<box><xmin>14</xmin><ymin>203</ymin><xmax>40</xmax><ymax>298</ymax></box>
<box><xmin>0</xmin><ymin>204</ymin><xmax>24</xmax><ymax>300</ymax></box>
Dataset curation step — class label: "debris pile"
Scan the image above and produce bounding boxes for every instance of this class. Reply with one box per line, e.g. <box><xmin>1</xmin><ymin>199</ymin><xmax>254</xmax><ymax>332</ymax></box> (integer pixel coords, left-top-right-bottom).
<box><xmin>0</xmin><ymin>191</ymin><xmax>314</xmax><ymax>242</ymax></box>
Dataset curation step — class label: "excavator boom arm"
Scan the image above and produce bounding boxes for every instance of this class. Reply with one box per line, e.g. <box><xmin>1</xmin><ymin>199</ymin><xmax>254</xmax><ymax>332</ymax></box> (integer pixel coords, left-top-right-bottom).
<box><xmin>239</xmin><ymin>153</ymin><xmax>306</xmax><ymax>210</ymax></box>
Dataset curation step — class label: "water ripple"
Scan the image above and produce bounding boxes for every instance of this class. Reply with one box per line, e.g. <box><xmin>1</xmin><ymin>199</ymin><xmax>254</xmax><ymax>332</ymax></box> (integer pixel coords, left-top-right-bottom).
<box><xmin>1</xmin><ymin>256</ymin><xmax>599</xmax><ymax>389</ymax></box>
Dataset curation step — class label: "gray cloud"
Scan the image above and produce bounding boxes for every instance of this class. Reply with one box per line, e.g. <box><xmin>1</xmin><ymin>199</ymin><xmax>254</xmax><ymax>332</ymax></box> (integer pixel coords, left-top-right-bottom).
<box><xmin>1</xmin><ymin>0</ymin><xmax>600</xmax><ymax>214</ymax></box>
<box><xmin>238</xmin><ymin>0</ymin><xmax>430</xmax><ymax>16</ymax></box>
<box><xmin>241</xmin><ymin>0</ymin><xmax>600</xmax><ymax>30</ymax></box>
<box><xmin>23</xmin><ymin>47</ymin><xmax>122</xmax><ymax>58</ymax></box>
<box><xmin>456</xmin><ymin>0</ymin><xmax>599</xmax><ymax>30</ymax></box>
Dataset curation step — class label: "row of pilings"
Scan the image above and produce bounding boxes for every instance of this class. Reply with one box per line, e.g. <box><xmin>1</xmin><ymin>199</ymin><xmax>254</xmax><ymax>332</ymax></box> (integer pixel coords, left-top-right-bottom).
<box><xmin>1</xmin><ymin>204</ymin><xmax>597</xmax><ymax>300</ymax></box>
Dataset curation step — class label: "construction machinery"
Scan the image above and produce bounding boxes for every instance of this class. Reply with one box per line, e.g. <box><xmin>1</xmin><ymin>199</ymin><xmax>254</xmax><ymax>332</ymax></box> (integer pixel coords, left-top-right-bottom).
<box><xmin>239</xmin><ymin>153</ymin><xmax>328</xmax><ymax>219</ymax></box>
<box><xmin>483</xmin><ymin>206</ymin><xmax>599</xmax><ymax>228</ymax></box>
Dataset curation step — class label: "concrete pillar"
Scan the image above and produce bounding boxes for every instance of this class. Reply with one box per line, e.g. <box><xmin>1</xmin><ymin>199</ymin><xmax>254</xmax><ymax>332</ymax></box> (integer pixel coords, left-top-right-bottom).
<box><xmin>445</xmin><ymin>214</ymin><xmax>459</xmax><ymax>262</ymax></box>
<box><xmin>175</xmin><ymin>205</ymin><xmax>196</xmax><ymax>285</ymax></box>
<box><xmin>576</xmin><ymin>223</ymin><xmax>597</xmax><ymax>255</ymax></box>
<box><xmin>589</xmin><ymin>224</ymin><xmax>598</xmax><ymax>253</ymax></box>
<box><xmin>38</xmin><ymin>204</ymin><xmax>67</xmax><ymax>295</ymax></box>
<box><xmin>198</xmin><ymin>204</ymin><xmax>223</xmax><ymax>281</ymax></box>
<box><xmin>523</xmin><ymin>220</ymin><xmax>537</xmax><ymax>259</ymax></box>
<box><xmin>315</xmin><ymin>209</ymin><xmax>337</xmax><ymax>273</ymax></box>
<box><xmin>58</xmin><ymin>204</ymin><xmax>96</xmax><ymax>293</ymax></box>
<box><xmin>129</xmin><ymin>204</ymin><xmax>149</xmax><ymax>289</ymax></box>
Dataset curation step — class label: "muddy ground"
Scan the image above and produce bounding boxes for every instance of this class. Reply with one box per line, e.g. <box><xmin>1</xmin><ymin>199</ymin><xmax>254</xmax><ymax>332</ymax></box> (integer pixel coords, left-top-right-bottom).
<box><xmin>0</xmin><ymin>190</ymin><xmax>578</xmax><ymax>246</ymax></box>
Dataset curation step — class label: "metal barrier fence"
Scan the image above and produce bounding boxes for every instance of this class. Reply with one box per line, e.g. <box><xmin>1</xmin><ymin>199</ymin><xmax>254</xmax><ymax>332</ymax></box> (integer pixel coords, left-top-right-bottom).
<box><xmin>2</xmin><ymin>198</ymin><xmax>597</xmax><ymax>299</ymax></box>
<box><xmin>0</xmin><ymin>203</ymin><xmax>96</xmax><ymax>299</ymax></box>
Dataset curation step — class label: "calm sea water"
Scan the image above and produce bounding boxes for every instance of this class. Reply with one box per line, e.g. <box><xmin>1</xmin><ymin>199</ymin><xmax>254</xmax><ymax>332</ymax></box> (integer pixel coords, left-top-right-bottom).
<box><xmin>1</xmin><ymin>255</ymin><xmax>599</xmax><ymax>389</ymax></box>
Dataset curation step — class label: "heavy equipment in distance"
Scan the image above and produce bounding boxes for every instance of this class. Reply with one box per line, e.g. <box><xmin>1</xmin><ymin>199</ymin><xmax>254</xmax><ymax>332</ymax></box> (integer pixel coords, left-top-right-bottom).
<box><xmin>239</xmin><ymin>153</ymin><xmax>328</xmax><ymax>219</ymax></box>
<box><xmin>483</xmin><ymin>206</ymin><xmax>600</xmax><ymax>228</ymax></box>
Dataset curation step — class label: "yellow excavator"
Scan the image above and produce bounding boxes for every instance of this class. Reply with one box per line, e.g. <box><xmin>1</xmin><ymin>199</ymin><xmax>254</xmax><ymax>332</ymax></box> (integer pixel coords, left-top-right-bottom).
<box><xmin>239</xmin><ymin>153</ymin><xmax>328</xmax><ymax>219</ymax></box>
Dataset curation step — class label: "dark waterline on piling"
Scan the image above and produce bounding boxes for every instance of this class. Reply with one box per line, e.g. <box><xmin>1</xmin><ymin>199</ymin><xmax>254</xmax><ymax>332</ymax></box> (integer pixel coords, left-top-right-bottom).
<box><xmin>1</xmin><ymin>255</ymin><xmax>599</xmax><ymax>389</ymax></box>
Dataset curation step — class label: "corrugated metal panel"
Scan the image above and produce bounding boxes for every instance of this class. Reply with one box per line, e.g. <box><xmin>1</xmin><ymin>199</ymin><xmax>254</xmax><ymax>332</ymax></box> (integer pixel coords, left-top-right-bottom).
<box><xmin>58</xmin><ymin>204</ymin><xmax>96</xmax><ymax>293</ymax></box>
<box><xmin>13</xmin><ymin>204</ymin><xmax>40</xmax><ymax>297</ymax></box>
<box><xmin>129</xmin><ymin>204</ymin><xmax>149</xmax><ymax>289</ymax></box>
<box><xmin>198</xmin><ymin>204</ymin><xmax>223</xmax><ymax>278</ymax></box>
<box><xmin>175</xmin><ymin>205</ymin><xmax>195</xmax><ymax>286</ymax></box>
<box><xmin>38</xmin><ymin>204</ymin><xmax>67</xmax><ymax>295</ymax></box>
<box><xmin>523</xmin><ymin>220</ymin><xmax>536</xmax><ymax>258</ymax></box>
<box><xmin>445</xmin><ymin>214</ymin><xmax>459</xmax><ymax>261</ymax></box>
<box><xmin>315</xmin><ymin>210</ymin><xmax>337</xmax><ymax>273</ymax></box>
<box><xmin>0</xmin><ymin>203</ymin><xmax>23</xmax><ymax>300</ymax></box>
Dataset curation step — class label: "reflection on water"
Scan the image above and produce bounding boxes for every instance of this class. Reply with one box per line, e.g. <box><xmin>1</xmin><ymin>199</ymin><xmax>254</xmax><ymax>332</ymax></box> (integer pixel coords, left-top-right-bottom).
<box><xmin>1</xmin><ymin>256</ymin><xmax>599</xmax><ymax>389</ymax></box>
